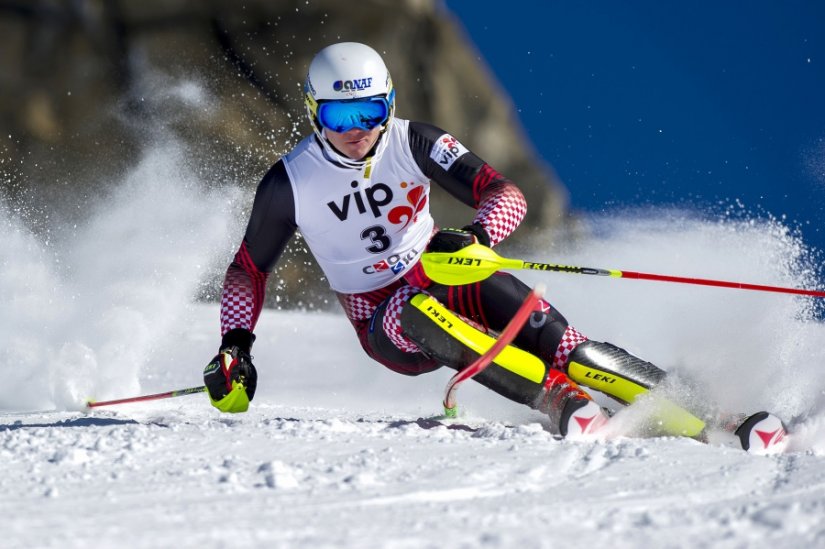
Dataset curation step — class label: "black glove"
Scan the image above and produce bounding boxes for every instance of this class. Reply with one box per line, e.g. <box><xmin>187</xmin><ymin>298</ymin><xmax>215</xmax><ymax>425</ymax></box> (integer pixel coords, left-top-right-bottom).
<box><xmin>203</xmin><ymin>328</ymin><xmax>258</xmax><ymax>413</ymax></box>
<box><xmin>427</xmin><ymin>223</ymin><xmax>490</xmax><ymax>253</ymax></box>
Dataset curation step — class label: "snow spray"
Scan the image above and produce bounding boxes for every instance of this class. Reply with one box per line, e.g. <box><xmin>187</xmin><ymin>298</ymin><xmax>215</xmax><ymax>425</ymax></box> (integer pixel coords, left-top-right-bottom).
<box><xmin>0</xmin><ymin>142</ymin><xmax>240</xmax><ymax>411</ymax></box>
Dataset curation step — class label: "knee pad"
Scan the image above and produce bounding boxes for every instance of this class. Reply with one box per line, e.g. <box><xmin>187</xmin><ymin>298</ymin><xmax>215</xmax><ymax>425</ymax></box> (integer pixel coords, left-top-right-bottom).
<box><xmin>400</xmin><ymin>296</ymin><xmax>469</xmax><ymax>367</ymax></box>
<box><xmin>365</xmin><ymin>289</ymin><xmax>440</xmax><ymax>376</ymax></box>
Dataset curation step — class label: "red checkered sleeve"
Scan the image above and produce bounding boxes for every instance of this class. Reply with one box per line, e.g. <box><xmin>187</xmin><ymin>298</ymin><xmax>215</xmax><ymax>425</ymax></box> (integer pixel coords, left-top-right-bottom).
<box><xmin>220</xmin><ymin>241</ymin><xmax>270</xmax><ymax>336</ymax></box>
<box><xmin>471</xmin><ymin>164</ymin><xmax>527</xmax><ymax>247</ymax></box>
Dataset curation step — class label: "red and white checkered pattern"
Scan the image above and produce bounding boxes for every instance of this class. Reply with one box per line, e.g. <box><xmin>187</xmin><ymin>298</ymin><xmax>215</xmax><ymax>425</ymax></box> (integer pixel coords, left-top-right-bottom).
<box><xmin>553</xmin><ymin>325</ymin><xmax>588</xmax><ymax>371</ymax></box>
<box><xmin>220</xmin><ymin>242</ymin><xmax>269</xmax><ymax>336</ymax></box>
<box><xmin>383</xmin><ymin>286</ymin><xmax>425</xmax><ymax>353</ymax></box>
<box><xmin>341</xmin><ymin>293</ymin><xmax>378</xmax><ymax>321</ymax></box>
<box><xmin>220</xmin><ymin>267</ymin><xmax>256</xmax><ymax>334</ymax></box>
<box><xmin>471</xmin><ymin>165</ymin><xmax>527</xmax><ymax>246</ymax></box>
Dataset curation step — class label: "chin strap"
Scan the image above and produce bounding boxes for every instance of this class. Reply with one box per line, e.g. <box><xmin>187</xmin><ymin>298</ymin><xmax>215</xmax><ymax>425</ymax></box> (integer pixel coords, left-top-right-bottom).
<box><xmin>317</xmin><ymin>125</ymin><xmax>392</xmax><ymax>172</ymax></box>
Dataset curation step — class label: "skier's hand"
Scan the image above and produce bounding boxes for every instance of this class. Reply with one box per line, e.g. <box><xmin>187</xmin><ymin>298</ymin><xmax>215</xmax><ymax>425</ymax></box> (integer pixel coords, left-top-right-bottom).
<box><xmin>203</xmin><ymin>329</ymin><xmax>257</xmax><ymax>413</ymax></box>
<box><xmin>204</xmin><ymin>346</ymin><xmax>257</xmax><ymax>413</ymax></box>
<box><xmin>427</xmin><ymin>223</ymin><xmax>490</xmax><ymax>253</ymax></box>
<box><xmin>409</xmin><ymin>224</ymin><xmax>491</xmax><ymax>288</ymax></box>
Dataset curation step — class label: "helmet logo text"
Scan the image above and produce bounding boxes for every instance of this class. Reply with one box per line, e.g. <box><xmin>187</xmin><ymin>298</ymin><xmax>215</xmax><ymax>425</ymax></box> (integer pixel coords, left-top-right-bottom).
<box><xmin>333</xmin><ymin>77</ymin><xmax>373</xmax><ymax>92</ymax></box>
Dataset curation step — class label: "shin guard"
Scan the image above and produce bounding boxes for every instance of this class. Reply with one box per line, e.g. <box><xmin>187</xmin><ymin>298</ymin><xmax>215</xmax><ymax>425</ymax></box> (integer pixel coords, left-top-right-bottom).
<box><xmin>567</xmin><ymin>340</ymin><xmax>705</xmax><ymax>437</ymax></box>
<box><xmin>565</xmin><ymin>340</ymin><xmax>666</xmax><ymax>405</ymax></box>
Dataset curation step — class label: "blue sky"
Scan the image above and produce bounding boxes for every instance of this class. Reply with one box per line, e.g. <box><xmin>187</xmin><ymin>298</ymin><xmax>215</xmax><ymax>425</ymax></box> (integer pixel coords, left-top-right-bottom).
<box><xmin>445</xmin><ymin>1</ymin><xmax>825</xmax><ymax>255</ymax></box>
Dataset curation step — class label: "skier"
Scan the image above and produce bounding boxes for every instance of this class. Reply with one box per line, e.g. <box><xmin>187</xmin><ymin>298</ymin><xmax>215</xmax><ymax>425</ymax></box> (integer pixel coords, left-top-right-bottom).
<box><xmin>202</xmin><ymin>42</ymin><xmax>785</xmax><ymax>451</ymax></box>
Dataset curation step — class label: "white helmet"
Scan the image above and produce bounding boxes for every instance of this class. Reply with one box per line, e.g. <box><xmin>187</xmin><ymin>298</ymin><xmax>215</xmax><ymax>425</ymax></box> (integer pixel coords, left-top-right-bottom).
<box><xmin>304</xmin><ymin>42</ymin><xmax>395</xmax><ymax>168</ymax></box>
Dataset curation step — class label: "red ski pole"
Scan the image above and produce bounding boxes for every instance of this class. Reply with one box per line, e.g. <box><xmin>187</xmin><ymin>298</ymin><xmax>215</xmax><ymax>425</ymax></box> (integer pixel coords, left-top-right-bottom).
<box><xmin>87</xmin><ymin>385</ymin><xmax>207</xmax><ymax>408</ymax></box>
<box><xmin>421</xmin><ymin>243</ymin><xmax>825</xmax><ymax>298</ymax></box>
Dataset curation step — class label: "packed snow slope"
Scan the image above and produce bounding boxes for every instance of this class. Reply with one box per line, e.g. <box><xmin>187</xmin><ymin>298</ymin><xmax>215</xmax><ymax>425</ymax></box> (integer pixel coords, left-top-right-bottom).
<box><xmin>2</xmin><ymin>145</ymin><xmax>825</xmax><ymax>548</ymax></box>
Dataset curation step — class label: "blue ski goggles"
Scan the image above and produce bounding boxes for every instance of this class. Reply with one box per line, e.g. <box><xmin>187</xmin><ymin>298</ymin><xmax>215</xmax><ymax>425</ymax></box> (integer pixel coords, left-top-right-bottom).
<box><xmin>316</xmin><ymin>91</ymin><xmax>395</xmax><ymax>133</ymax></box>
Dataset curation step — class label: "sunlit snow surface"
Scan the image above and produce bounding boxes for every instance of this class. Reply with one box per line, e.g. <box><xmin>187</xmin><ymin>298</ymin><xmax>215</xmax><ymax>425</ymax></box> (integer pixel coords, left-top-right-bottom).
<box><xmin>2</xmin><ymin>146</ymin><xmax>824</xmax><ymax>548</ymax></box>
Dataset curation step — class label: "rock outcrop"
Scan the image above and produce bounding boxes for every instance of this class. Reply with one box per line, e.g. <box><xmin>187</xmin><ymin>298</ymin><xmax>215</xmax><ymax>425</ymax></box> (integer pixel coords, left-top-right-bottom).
<box><xmin>0</xmin><ymin>0</ymin><xmax>568</xmax><ymax>307</ymax></box>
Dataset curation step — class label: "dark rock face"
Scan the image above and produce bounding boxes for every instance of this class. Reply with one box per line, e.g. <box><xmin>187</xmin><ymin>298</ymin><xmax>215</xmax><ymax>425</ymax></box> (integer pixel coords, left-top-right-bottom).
<box><xmin>1</xmin><ymin>0</ymin><xmax>568</xmax><ymax>307</ymax></box>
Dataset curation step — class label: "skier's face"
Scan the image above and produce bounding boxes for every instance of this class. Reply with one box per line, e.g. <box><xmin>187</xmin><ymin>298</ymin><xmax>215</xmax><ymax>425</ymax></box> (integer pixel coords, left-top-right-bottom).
<box><xmin>324</xmin><ymin>126</ymin><xmax>381</xmax><ymax>160</ymax></box>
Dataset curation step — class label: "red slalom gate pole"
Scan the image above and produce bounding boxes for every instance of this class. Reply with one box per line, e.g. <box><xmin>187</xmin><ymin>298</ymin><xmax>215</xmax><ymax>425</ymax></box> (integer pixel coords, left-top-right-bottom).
<box><xmin>442</xmin><ymin>284</ymin><xmax>544</xmax><ymax>417</ymax></box>
<box><xmin>86</xmin><ymin>386</ymin><xmax>207</xmax><ymax>408</ymax></box>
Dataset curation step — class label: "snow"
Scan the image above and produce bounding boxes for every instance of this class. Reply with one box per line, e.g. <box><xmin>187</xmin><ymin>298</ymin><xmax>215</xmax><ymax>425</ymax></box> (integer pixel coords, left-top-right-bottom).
<box><xmin>2</xmin><ymin>145</ymin><xmax>825</xmax><ymax>548</ymax></box>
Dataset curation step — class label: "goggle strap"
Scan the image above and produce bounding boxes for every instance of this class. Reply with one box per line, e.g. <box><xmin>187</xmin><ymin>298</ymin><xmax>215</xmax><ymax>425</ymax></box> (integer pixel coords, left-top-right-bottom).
<box><xmin>305</xmin><ymin>92</ymin><xmax>319</xmax><ymax>116</ymax></box>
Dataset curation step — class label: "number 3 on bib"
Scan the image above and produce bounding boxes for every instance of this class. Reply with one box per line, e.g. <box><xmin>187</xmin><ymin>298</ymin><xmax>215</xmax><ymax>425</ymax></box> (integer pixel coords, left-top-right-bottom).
<box><xmin>361</xmin><ymin>225</ymin><xmax>391</xmax><ymax>253</ymax></box>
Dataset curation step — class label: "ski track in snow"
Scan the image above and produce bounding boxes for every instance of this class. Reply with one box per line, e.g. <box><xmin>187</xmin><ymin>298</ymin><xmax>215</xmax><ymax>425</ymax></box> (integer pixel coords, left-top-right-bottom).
<box><xmin>2</xmin><ymin>399</ymin><xmax>825</xmax><ymax>548</ymax></box>
<box><xmin>2</xmin><ymin>305</ymin><xmax>825</xmax><ymax>549</ymax></box>
<box><xmin>2</xmin><ymin>145</ymin><xmax>825</xmax><ymax>548</ymax></box>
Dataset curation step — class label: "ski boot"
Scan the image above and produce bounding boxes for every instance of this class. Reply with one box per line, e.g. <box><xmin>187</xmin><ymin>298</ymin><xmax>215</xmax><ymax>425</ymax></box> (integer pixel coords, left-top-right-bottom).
<box><xmin>733</xmin><ymin>411</ymin><xmax>788</xmax><ymax>455</ymax></box>
<box><xmin>539</xmin><ymin>369</ymin><xmax>610</xmax><ymax>438</ymax></box>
